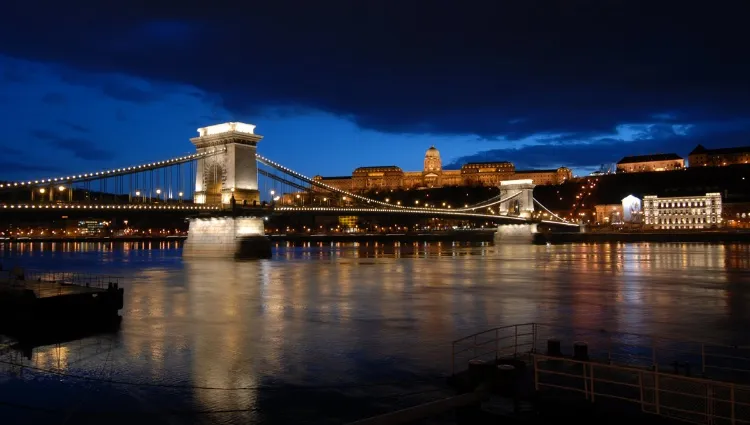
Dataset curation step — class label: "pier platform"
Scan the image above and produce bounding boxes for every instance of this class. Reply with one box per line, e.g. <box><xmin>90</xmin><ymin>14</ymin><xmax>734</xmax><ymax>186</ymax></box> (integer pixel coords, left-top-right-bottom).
<box><xmin>447</xmin><ymin>323</ymin><xmax>750</xmax><ymax>425</ymax></box>
<box><xmin>0</xmin><ymin>269</ymin><xmax>124</xmax><ymax>344</ymax></box>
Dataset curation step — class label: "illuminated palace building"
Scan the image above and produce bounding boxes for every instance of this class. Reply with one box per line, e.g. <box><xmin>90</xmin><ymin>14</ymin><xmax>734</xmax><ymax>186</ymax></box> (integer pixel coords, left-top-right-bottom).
<box><xmin>314</xmin><ymin>146</ymin><xmax>572</xmax><ymax>192</ymax></box>
<box><xmin>643</xmin><ymin>193</ymin><xmax>722</xmax><ymax>229</ymax></box>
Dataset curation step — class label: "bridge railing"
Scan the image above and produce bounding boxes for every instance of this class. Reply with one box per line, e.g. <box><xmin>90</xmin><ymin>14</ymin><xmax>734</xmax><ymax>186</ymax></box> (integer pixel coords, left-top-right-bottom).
<box><xmin>451</xmin><ymin>323</ymin><xmax>750</xmax><ymax>383</ymax></box>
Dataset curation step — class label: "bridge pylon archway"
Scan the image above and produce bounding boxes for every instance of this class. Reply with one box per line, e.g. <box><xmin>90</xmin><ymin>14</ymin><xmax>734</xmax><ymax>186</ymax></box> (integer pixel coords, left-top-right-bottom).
<box><xmin>191</xmin><ymin>122</ymin><xmax>263</xmax><ymax>206</ymax></box>
<box><xmin>498</xmin><ymin>179</ymin><xmax>535</xmax><ymax>218</ymax></box>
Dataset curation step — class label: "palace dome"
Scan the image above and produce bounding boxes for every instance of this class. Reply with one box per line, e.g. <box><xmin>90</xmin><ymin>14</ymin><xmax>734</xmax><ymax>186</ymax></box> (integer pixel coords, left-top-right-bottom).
<box><xmin>423</xmin><ymin>146</ymin><xmax>442</xmax><ymax>172</ymax></box>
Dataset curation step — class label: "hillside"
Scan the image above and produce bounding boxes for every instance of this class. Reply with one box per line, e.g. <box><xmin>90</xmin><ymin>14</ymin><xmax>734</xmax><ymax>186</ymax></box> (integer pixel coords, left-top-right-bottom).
<box><xmin>534</xmin><ymin>164</ymin><xmax>750</xmax><ymax>214</ymax></box>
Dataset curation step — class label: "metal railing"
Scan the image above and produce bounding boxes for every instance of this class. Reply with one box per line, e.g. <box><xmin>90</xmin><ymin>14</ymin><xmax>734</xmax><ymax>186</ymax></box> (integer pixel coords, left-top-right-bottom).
<box><xmin>451</xmin><ymin>322</ymin><xmax>537</xmax><ymax>374</ymax></box>
<box><xmin>451</xmin><ymin>323</ymin><xmax>750</xmax><ymax>384</ymax></box>
<box><xmin>0</xmin><ymin>269</ymin><xmax>122</xmax><ymax>290</ymax></box>
<box><xmin>533</xmin><ymin>354</ymin><xmax>750</xmax><ymax>425</ymax></box>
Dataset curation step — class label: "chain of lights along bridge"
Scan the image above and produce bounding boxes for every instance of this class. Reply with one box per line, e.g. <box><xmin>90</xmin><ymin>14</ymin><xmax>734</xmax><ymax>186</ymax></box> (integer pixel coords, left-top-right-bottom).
<box><xmin>0</xmin><ymin>148</ymin><xmax>226</xmax><ymax>189</ymax></box>
<box><xmin>0</xmin><ymin>149</ymin><xmax>572</xmax><ymax>225</ymax></box>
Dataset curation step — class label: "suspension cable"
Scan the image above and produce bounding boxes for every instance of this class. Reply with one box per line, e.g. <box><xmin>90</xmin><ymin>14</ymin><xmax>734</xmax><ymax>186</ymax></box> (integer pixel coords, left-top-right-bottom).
<box><xmin>533</xmin><ymin>197</ymin><xmax>569</xmax><ymax>223</ymax></box>
<box><xmin>0</xmin><ymin>148</ymin><xmax>227</xmax><ymax>191</ymax></box>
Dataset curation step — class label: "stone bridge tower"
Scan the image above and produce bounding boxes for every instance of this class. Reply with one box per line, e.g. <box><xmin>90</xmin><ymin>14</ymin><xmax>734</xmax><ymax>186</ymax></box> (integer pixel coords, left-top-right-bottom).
<box><xmin>191</xmin><ymin>122</ymin><xmax>263</xmax><ymax>206</ymax></box>
<box><xmin>184</xmin><ymin>122</ymin><xmax>271</xmax><ymax>259</ymax></box>
<box><xmin>497</xmin><ymin>179</ymin><xmax>535</xmax><ymax>218</ymax></box>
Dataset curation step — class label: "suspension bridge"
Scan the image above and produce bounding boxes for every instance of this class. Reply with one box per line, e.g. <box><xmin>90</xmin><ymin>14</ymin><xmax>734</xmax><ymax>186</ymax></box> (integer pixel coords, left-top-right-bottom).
<box><xmin>0</xmin><ymin>122</ymin><xmax>578</xmax><ymax>256</ymax></box>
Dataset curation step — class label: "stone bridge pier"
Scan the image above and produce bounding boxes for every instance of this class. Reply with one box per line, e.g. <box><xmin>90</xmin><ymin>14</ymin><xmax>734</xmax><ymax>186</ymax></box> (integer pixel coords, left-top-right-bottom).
<box><xmin>494</xmin><ymin>223</ymin><xmax>539</xmax><ymax>243</ymax></box>
<box><xmin>182</xmin><ymin>214</ymin><xmax>271</xmax><ymax>259</ymax></box>
<box><xmin>183</xmin><ymin>122</ymin><xmax>271</xmax><ymax>259</ymax></box>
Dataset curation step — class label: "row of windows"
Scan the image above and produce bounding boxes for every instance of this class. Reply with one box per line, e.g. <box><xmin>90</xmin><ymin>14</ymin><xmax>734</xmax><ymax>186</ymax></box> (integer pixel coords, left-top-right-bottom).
<box><xmin>646</xmin><ymin>209</ymin><xmax>719</xmax><ymax>215</ymax></box>
<box><xmin>647</xmin><ymin>200</ymin><xmax>717</xmax><ymax>208</ymax></box>
<box><xmin>646</xmin><ymin>217</ymin><xmax>718</xmax><ymax>225</ymax></box>
<box><xmin>654</xmin><ymin>225</ymin><xmax>708</xmax><ymax>230</ymax></box>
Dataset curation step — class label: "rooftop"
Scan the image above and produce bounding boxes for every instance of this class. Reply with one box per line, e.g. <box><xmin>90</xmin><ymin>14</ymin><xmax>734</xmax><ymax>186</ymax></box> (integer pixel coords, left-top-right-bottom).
<box><xmin>318</xmin><ymin>176</ymin><xmax>351</xmax><ymax>180</ymax></box>
<box><xmin>462</xmin><ymin>161</ymin><xmax>513</xmax><ymax>167</ymax></box>
<box><xmin>353</xmin><ymin>166</ymin><xmax>403</xmax><ymax>172</ymax></box>
<box><xmin>617</xmin><ymin>153</ymin><xmax>683</xmax><ymax>164</ymax></box>
<box><xmin>516</xmin><ymin>169</ymin><xmax>561</xmax><ymax>174</ymax></box>
<box><xmin>690</xmin><ymin>144</ymin><xmax>750</xmax><ymax>155</ymax></box>
<box><xmin>196</xmin><ymin>122</ymin><xmax>256</xmax><ymax>137</ymax></box>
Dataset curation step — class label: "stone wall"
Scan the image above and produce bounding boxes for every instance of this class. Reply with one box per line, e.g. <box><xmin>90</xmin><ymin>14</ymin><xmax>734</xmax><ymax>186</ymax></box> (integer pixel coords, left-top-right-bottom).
<box><xmin>494</xmin><ymin>223</ymin><xmax>539</xmax><ymax>243</ymax></box>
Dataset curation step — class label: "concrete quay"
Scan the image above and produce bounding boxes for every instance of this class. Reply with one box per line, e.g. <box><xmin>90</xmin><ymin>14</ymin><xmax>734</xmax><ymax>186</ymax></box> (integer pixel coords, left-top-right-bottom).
<box><xmin>534</xmin><ymin>230</ymin><xmax>750</xmax><ymax>244</ymax></box>
<box><xmin>269</xmin><ymin>230</ymin><xmax>497</xmax><ymax>244</ymax></box>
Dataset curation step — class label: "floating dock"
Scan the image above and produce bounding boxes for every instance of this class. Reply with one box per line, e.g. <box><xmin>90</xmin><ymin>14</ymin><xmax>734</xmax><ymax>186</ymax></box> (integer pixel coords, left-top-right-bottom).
<box><xmin>447</xmin><ymin>323</ymin><xmax>750</xmax><ymax>425</ymax></box>
<box><xmin>349</xmin><ymin>323</ymin><xmax>750</xmax><ymax>425</ymax></box>
<box><xmin>0</xmin><ymin>269</ymin><xmax>124</xmax><ymax>344</ymax></box>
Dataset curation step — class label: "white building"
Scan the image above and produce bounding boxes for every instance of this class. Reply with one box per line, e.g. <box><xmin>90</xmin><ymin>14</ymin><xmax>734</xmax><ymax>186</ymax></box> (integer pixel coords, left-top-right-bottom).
<box><xmin>643</xmin><ymin>193</ymin><xmax>722</xmax><ymax>229</ymax></box>
<box><xmin>594</xmin><ymin>195</ymin><xmax>643</xmax><ymax>226</ymax></box>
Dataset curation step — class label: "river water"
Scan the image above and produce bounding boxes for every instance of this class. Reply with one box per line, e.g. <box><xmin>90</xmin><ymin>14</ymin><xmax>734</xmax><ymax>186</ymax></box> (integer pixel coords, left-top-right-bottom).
<box><xmin>1</xmin><ymin>241</ymin><xmax>750</xmax><ymax>424</ymax></box>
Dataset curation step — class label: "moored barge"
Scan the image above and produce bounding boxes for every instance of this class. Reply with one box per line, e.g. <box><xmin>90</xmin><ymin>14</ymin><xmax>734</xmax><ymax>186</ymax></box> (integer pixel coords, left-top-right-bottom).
<box><xmin>0</xmin><ymin>268</ymin><xmax>124</xmax><ymax>344</ymax></box>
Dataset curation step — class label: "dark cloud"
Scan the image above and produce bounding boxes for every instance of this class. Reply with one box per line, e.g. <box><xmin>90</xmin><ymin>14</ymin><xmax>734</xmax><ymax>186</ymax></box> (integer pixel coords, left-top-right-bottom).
<box><xmin>0</xmin><ymin>145</ymin><xmax>25</xmax><ymax>156</ymax></box>
<box><xmin>41</xmin><ymin>92</ymin><xmax>66</xmax><ymax>105</ymax></box>
<box><xmin>31</xmin><ymin>129</ymin><xmax>114</xmax><ymax>161</ymax></box>
<box><xmin>0</xmin><ymin>160</ymin><xmax>61</xmax><ymax>176</ymax></box>
<box><xmin>1</xmin><ymin>59</ymin><xmax>34</xmax><ymax>83</ymax></box>
<box><xmin>100</xmin><ymin>80</ymin><xmax>159</xmax><ymax>104</ymax></box>
<box><xmin>59</xmin><ymin>120</ymin><xmax>89</xmax><ymax>133</ymax></box>
<box><xmin>1</xmin><ymin>1</ymin><xmax>749</xmax><ymax>166</ymax></box>
<box><xmin>54</xmin><ymin>67</ymin><xmax>160</xmax><ymax>104</ymax></box>
<box><xmin>115</xmin><ymin>109</ymin><xmax>128</xmax><ymax>122</ymax></box>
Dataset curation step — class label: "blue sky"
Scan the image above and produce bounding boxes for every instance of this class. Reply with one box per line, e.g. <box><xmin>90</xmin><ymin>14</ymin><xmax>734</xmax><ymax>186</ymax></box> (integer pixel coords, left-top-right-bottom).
<box><xmin>0</xmin><ymin>54</ymin><xmax>531</xmax><ymax>179</ymax></box>
<box><xmin>1</xmin><ymin>1</ymin><xmax>749</xmax><ymax>181</ymax></box>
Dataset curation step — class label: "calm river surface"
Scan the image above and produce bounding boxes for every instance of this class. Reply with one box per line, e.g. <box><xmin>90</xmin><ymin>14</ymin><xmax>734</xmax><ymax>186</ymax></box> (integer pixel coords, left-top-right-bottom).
<box><xmin>1</xmin><ymin>241</ymin><xmax>750</xmax><ymax>424</ymax></box>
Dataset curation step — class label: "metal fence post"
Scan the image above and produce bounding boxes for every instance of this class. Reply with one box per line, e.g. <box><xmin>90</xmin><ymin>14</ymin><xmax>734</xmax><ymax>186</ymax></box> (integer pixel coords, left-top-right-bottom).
<box><xmin>473</xmin><ymin>335</ymin><xmax>477</xmax><ymax>360</ymax></box>
<box><xmin>582</xmin><ymin>360</ymin><xmax>589</xmax><ymax>401</ymax></box>
<box><xmin>731</xmin><ymin>383</ymin><xmax>736</xmax><ymax>425</ymax></box>
<box><xmin>639</xmin><ymin>371</ymin><xmax>645</xmax><ymax>411</ymax></box>
<box><xmin>451</xmin><ymin>343</ymin><xmax>455</xmax><ymax>376</ymax></box>
<box><xmin>533</xmin><ymin>355</ymin><xmax>539</xmax><ymax>391</ymax></box>
<box><xmin>514</xmin><ymin>325</ymin><xmax>518</xmax><ymax>357</ymax></box>
<box><xmin>532</xmin><ymin>323</ymin><xmax>538</xmax><ymax>353</ymax></box>
<box><xmin>495</xmin><ymin>328</ymin><xmax>499</xmax><ymax>360</ymax></box>
<box><xmin>654</xmin><ymin>372</ymin><xmax>661</xmax><ymax>415</ymax></box>
<box><xmin>707</xmin><ymin>384</ymin><xmax>714</xmax><ymax>425</ymax></box>
<box><xmin>589</xmin><ymin>364</ymin><xmax>595</xmax><ymax>402</ymax></box>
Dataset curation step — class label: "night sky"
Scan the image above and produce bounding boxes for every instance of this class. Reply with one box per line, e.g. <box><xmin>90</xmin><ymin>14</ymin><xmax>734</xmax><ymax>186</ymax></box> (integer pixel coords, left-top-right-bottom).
<box><xmin>1</xmin><ymin>1</ymin><xmax>749</xmax><ymax>180</ymax></box>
